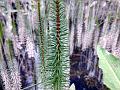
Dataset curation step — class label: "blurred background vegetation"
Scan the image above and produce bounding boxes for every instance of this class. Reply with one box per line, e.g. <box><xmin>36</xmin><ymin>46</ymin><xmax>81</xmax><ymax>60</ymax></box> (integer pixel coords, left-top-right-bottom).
<box><xmin>0</xmin><ymin>0</ymin><xmax>120</xmax><ymax>90</ymax></box>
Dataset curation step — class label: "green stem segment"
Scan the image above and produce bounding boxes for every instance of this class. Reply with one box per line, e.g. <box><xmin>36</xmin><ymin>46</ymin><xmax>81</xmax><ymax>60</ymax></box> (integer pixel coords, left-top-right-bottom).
<box><xmin>53</xmin><ymin>0</ymin><xmax>62</xmax><ymax>90</ymax></box>
<box><xmin>38</xmin><ymin>0</ymin><xmax>45</xmax><ymax>67</ymax></box>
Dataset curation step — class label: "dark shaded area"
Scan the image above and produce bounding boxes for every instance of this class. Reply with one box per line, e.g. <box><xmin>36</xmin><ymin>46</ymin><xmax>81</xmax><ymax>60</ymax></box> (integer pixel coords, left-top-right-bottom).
<box><xmin>15</xmin><ymin>48</ymin><xmax>36</xmax><ymax>90</ymax></box>
<box><xmin>70</xmin><ymin>77</ymin><xmax>99</xmax><ymax>90</ymax></box>
<box><xmin>0</xmin><ymin>75</ymin><xmax>4</xmax><ymax>90</ymax></box>
<box><xmin>11</xmin><ymin>2</ymin><xmax>19</xmax><ymax>35</ymax></box>
<box><xmin>0</xmin><ymin>84</ymin><xmax>4</xmax><ymax>90</ymax></box>
<box><xmin>70</xmin><ymin>47</ymin><xmax>110</xmax><ymax>90</ymax></box>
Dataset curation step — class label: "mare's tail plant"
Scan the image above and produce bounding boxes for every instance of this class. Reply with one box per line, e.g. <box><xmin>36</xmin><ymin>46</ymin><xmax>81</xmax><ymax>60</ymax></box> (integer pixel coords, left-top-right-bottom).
<box><xmin>0</xmin><ymin>21</ymin><xmax>21</xmax><ymax>90</ymax></box>
<box><xmin>46</xmin><ymin>0</ymin><xmax>70</xmax><ymax>89</ymax></box>
<box><xmin>37</xmin><ymin>0</ymin><xmax>47</xmax><ymax>89</ymax></box>
<box><xmin>0</xmin><ymin>22</ymin><xmax>12</xmax><ymax>90</ymax></box>
<box><xmin>6</xmin><ymin>39</ymin><xmax>22</xmax><ymax>90</ymax></box>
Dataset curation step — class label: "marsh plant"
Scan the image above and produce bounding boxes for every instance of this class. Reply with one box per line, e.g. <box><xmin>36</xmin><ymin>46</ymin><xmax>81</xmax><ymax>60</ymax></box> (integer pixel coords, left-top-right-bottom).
<box><xmin>0</xmin><ymin>0</ymin><xmax>120</xmax><ymax>90</ymax></box>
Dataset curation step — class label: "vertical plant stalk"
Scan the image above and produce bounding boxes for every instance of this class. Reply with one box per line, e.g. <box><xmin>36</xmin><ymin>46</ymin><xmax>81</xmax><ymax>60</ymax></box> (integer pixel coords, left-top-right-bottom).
<box><xmin>0</xmin><ymin>22</ymin><xmax>6</xmax><ymax>90</ymax></box>
<box><xmin>38</xmin><ymin>0</ymin><xmax>45</xmax><ymax>67</ymax></box>
<box><xmin>0</xmin><ymin>22</ymin><xmax>11</xmax><ymax>90</ymax></box>
<box><xmin>1</xmin><ymin>1</ymin><xmax>22</xmax><ymax>89</ymax></box>
<box><xmin>77</xmin><ymin>0</ymin><xmax>84</xmax><ymax>48</ymax></box>
<box><xmin>37</xmin><ymin>0</ymin><xmax>46</xmax><ymax>89</ymax></box>
<box><xmin>54</xmin><ymin>0</ymin><xmax>61</xmax><ymax>89</ymax></box>
<box><xmin>48</xmin><ymin>0</ymin><xmax>70</xmax><ymax>89</ymax></box>
<box><xmin>7</xmin><ymin>39</ymin><xmax>22</xmax><ymax>90</ymax></box>
<box><xmin>0</xmin><ymin>68</ymin><xmax>12</xmax><ymax>90</ymax></box>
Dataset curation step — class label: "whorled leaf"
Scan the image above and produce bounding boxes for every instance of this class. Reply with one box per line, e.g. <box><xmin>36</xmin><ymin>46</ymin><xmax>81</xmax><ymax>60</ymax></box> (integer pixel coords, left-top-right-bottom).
<box><xmin>46</xmin><ymin>0</ymin><xmax>70</xmax><ymax>90</ymax></box>
<box><xmin>36</xmin><ymin>0</ymin><xmax>47</xmax><ymax>89</ymax></box>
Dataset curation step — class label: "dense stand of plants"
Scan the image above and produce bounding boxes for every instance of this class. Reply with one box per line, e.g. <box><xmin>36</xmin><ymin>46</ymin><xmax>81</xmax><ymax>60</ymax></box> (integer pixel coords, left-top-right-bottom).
<box><xmin>0</xmin><ymin>0</ymin><xmax>120</xmax><ymax>90</ymax></box>
<box><xmin>0</xmin><ymin>0</ymin><xmax>69</xmax><ymax>90</ymax></box>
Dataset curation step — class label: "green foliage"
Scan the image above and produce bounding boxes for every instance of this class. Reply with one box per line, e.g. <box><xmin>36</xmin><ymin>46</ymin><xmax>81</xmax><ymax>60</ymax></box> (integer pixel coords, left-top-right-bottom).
<box><xmin>97</xmin><ymin>45</ymin><xmax>120</xmax><ymax>90</ymax></box>
<box><xmin>37</xmin><ymin>0</ymin><xmax>47</xmax><ymax>89</ymax></box>
<box><xmin>0</xmin><ymin>22</ymin><xmax>3</xmax><ymax>43</ymax></box>
<box><xmin>0</xmin><ymin>22</ymin><xmax>4</xmax><ymax>70</ymax></box>
<box><xmin>12</xmin><ymin>20</ymin><xmax>17</xmax><ymax>35</ymax></box>
<box><xmin>7</xmin><ymin>39</ymin><xmax>14</xmax><ymax>61</ymax></box>
<box><xmin>0</xmin><ymin>22</ymin><xmax>21</xmax><ymax>90</ymax></box>
<box><xmin>16</xmin><ymin>0</ymin><xmax>20</xmax><ymax>10</ymax></box>
<box><xmin>36</xmin><ymin>0</ymin><xmax>70</xmax><ymax>89</ymax></box>
<box><xmin>46</xmin><ymin>0</ymin><xmax>70</xmax><ymax>90</ymax></box>
<box><xmin>0</xmin><ymin>34</ymin><xmax>3</xmax><ymax>71</ymax></box>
